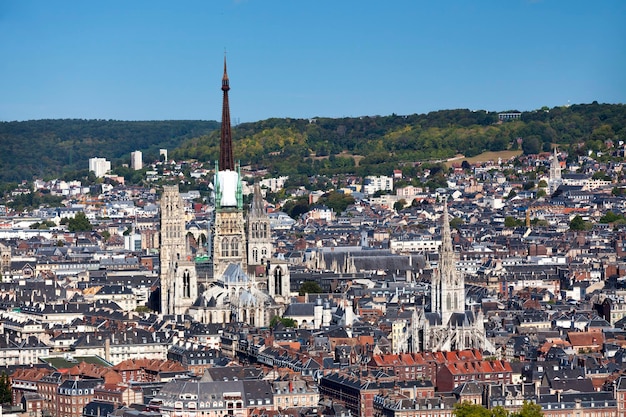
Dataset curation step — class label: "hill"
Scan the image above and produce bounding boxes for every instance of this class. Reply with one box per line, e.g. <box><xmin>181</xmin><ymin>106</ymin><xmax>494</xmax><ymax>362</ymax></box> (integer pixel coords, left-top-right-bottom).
<box><xmin>0</xmin><ymin>119</ymin><xmax>219</xmax><ymax>183</ymax></box>
<box><xmin>173</xmin><ymin>102</ymin><xmax>626</xmax><ymax>178</ymax></box>
<box><xmin>0</xmin><ymin>102</ymin><xmax>624</xmax><ymax>184</ymax></box>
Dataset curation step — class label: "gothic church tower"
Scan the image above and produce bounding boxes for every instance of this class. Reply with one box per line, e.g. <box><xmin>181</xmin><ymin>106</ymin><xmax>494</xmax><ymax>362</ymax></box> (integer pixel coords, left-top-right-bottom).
<box><xmin>212</xmin><ymin>57</ymin><xmax>247</xmax><ymax>279</ymax></box>
<box><xmin>160</xmin><ymin>185</ymin><xmax>198</xmax><ymax>315</ymax></box>
<box><xmin>433</xmin><ymin>199</ymin><xmax>465</xmax><ymax>325</ymax></box>
<box><xmin>247</xmin><ymin>181</ymin><xmax>272</xmax><ymax>266</ymax></box>
<box><xmin>548</xmin><ymin>147</ymin><xmax>562</xmax><ymax>195</ymax></box>
<box><xmin>412</xmin><ymin>199</ymin><xmax>494</xmax><ymax>352</ymax></box>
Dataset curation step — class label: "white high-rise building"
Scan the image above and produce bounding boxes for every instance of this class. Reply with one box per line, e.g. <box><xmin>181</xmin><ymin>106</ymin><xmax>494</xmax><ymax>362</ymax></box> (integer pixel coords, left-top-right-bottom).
<box><xmin>88</xmin><ymin>157</ymin><xmax>111</xmax><ymax>178</ymax></box>
<box><xmin>363</xmin><ymin>175</ymin><xmax>394</xmax><ymax>195</ymax></box>
<box><xmin>130</xmin><ymin>151</ymin><xmax>143</xmax><ymax>170</ymax></box>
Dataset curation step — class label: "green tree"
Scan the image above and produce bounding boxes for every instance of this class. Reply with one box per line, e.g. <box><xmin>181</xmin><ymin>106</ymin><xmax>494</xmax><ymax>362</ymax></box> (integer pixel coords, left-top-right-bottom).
<box><xmin>67</xmin><ymin>212</ymin><xmax>93</xmax><ymax>232</ymax></box>
<box><xmin>393</xmin><ymin>199</ymin><xmax>407</xmax><ymax>211</ymax></box>
<box><xmin>454</xmin><ymin>403</ymin><xmax>511</xmax><ymax>417</ymax></box>
<box><xmin>453</xmin><ymin>402</ymin><xmax>492</xmax><ymax>417</ymax></box>
<box><xmin>318</xmin><ymin>191</ymin><xmax>355</xmax><ymax>214</ymax></box>
<box><xmin>521</xmin><ymin>136</ymin><xmax>541</xmax><ymax>155</ymax></box>
<box><xmin>599</xmin><ymin>211</ymin><xmax>626</xmax><ymax>224</ymax></box>
<box><xmin>298</xmin><ymin>281</ymin><xmax>323</xmax><ymax>296</ymax></box>
<box><xmin>0</xmin><ymin>371</ymin><xmax>11</xmax><ymax>404</ymax></box>
<box><xmin>569</xmin><ymin>215</ymin><xmax>589</xmax><ymax>231</ymax></box>
<box><xmin>270</xmin><ymin>316</ymin><xmax>297</xmax><ymax>328</ymax></box>
<box><xmin>504</xmin><ymin>216</ymin><xmax>518</xmax><ymax>228</ymax></box>
<box><xmin>511</xmin><ymin>401</ymin><xmax>543</xmax><ymax>417</ymax></box>
<box><xmin>282</xmin><ymin>196</ymin><xmax>310</xmax><ymax>220</ymax></box>
<box><xmin>592</xmin><ymin>171</ymin><xmax>611</xmax><ymax>181</ymax></box>
<box><xmin>450</xmin><ymin>217</ymin><xmax>464</xmax><ymax>229</ymax></box>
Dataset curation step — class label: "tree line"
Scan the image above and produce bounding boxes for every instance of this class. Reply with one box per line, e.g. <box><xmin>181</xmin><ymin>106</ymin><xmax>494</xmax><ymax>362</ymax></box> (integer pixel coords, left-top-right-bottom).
<box><xmin>1</xmin><ymin>103</ymin><xmax>624</xmax><ymax>186</ymax></box>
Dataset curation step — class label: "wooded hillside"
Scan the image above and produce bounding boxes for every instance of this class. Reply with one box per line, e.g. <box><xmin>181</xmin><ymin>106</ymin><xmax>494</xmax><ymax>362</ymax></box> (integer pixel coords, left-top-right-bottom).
<box><xmin>173</xmin><ymin>102</ymin><xmax>626</xmax><ymax>178</ymax></box>
<box><xmin>0</xmin><ymin>103</ymin><xmax>624</xmax><ymax>184</ymax></box>
<box><xmin>0</xmin><ymin>119</ymin><xmax>219</xmax><ymax>183</ymax></box>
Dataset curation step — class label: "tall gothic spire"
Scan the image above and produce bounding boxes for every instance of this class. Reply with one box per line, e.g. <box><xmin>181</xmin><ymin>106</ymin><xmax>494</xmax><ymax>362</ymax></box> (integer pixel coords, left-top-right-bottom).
<box><xmin>219</xmin><ymin>55</ymin><xmax>235</xmax><ymax>171</ymax></box>
<box><xmin>250</xmin><ymin>180</ymin><xmax>266</xmax><ymax>217</ymax></box>
<box><xmin>441</xmin><ymin>197</ymin><xmax>453</xmax><ymax>254</ymax></box>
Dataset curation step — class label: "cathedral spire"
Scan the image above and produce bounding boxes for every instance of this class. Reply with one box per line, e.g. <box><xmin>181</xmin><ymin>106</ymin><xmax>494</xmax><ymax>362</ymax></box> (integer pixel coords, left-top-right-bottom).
<box><xmin>219</xmin><ymin>55</ymin><xmax>235</xmax><ymax>171</ymax></box>
<box><xmin>251</xmin><ymin>180</ymin><xmax>266</xmax><ymax>217</ymax></box>
<box><xmin>441</xmin><ymin>197</ymin><xmax>453</xmax><ymax>254</ymax></box>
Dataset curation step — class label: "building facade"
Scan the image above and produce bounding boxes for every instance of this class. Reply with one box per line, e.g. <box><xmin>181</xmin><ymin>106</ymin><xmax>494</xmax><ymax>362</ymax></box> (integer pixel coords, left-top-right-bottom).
<box><xmin>159</xmin><ymin>184</ymin><xmax>198</xmax><ymax>315</ymax></box>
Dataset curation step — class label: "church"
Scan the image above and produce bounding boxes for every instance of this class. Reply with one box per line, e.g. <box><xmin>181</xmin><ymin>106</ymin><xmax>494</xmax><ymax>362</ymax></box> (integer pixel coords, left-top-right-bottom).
<box><xmin>412</xmin><ymin>200</ymin><xmax>495</xmax><ymax>353</ymax></box>
<box><xmin>159</xmin><ymin>57</ymin><xmax>288</xmax><ymax>326</ymax></box>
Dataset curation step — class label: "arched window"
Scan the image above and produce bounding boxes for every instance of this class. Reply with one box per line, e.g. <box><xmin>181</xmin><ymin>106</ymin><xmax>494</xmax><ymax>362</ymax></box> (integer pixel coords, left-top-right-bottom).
<box><xmin>231</xmin><ymin>238</ymin><xmax>239</xmax><ymax>257</ymax></box>
<box><xmin>183</xmin><ymin>270</ymin><xmax>191</xmax><ymax>298</ymax></box>
<box><xmin>274</xmin><ymin>267</ymin><xmax>283</xmax><ymax>296</ymax></box>
<box><xmin>252</xmin><ymin>248</ymin><xmax>258</xmax><ymax>264</ymax></box>
<box><xmin>221</xmin><ymin>238</ymin><xmax>229</xmax><ymax>257</ymax></box>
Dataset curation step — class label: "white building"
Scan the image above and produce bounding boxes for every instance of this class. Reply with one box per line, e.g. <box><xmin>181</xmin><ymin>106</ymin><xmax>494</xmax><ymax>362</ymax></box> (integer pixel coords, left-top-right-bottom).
<box><xmin>130</xmin><ymin>151</ymin><xmax>143</xmax><ymax>170</ymax></box>
<box><xmin>260</xmin><ymin>176</ymin><xmax>289</xmax><ymax>193</ymax></box>
<box><xmin>364</xmin><ymin>175</ymin><xmax>393</xmax><ymax>195</ymax></box>
<box><xmin>389</xmin><ymin>235</ymin><xmax>442</xmax><ymax>253</ymax></box>
<box><xmin>88</xmin><ymin>157</ymin><xmax>111</xmax><ymax>178</ymax></box>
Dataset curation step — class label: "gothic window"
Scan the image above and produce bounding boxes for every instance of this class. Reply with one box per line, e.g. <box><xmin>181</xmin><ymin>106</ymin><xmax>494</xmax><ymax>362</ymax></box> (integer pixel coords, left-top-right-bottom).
<box><xmin>221</xmin><ymin>238</ymin><xmax>229</xmax><ymax>257</ymax></box>
<box><xmin>252</xmin><ymin>248</ymin><xmax>258</xmax><ymax>264</ymax></box>
<box><xmin>446</xmin><ymin>293</ymin><xmax>451</xmax><ymax>310</ymax></box>
<box><xmin>261</xmin><ymin>248</ymin><xmax>267</xmax><ymax>257</ymax></box>
<box><xmin>231</xmin><ymin>239</ymin><xmax>239</xmax><ymax>257</ymax></box>
<box><xmin>274</xmin><ymin>267</ymin><xmax>283</xmax><ymax>296</ymax></box>
<box><xmin>183</xmin><ymin>270</ymin><xmax>191</xmax><ymax>298</ymax></box>
<box><xmin>454</xmin><ymin>293</ymin><xmax>458</xmax><ymax>310</ymax></box>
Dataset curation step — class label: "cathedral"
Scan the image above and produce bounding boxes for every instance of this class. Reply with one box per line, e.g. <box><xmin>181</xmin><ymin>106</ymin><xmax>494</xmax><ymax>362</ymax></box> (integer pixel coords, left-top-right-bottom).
<box><xmin>158</xmin><ymin>57</ymin><xmax>288</xmax><ymax>325</ymax></box>
<box><xmin>412</xmin><ymin>200</ymin><xmax>494</xmax><ymax>353</ymax></box>
<box><xmin>159</xmin><ymin>185</ymin><xmax>199</xmax><ymax>315</ymax></box>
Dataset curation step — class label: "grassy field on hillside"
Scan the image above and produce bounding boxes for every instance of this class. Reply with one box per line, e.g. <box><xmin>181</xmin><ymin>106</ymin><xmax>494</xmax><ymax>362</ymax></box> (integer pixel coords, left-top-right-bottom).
<box><xmin>445</xmin><ymin>150</ymin><xmax>523</xmax><ymax>167</ymax></box>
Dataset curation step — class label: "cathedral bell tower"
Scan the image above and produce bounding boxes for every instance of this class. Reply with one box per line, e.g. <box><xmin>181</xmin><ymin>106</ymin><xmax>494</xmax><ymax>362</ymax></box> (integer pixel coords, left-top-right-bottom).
<box><xmin>160</xmin><ymin>185</ymin><xmax>198</xmax><ymax>315</ymax></box>
<box><xmin>432</xmin><ymin>198</ymin><xmax>465</xmax><ymax>325</ymax></box>
<box><xmin>247</xmin><ymin>181</ymin><xmax>272</xmax><ymax>267</ymax></box>
<box><xmin>212</xmin><ymin>56</ymin><xmax>247</xmax><ymax>279</ymax></box>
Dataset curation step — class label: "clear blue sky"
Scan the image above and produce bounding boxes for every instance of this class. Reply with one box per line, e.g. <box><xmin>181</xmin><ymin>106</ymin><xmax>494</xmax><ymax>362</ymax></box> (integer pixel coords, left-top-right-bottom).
<box><xmin>1</xmin><ymin>0</ymin><xmax>624</xmax><ymax>123</ymax></box>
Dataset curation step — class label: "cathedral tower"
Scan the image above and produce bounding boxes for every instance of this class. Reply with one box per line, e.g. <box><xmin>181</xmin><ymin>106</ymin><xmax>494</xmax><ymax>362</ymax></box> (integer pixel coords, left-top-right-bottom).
<box><xmin>412</xmin><ymin>199</ymin><xmax>494</xmax><ymax>352</ymax></box>
<box><xmin>247</xmin><ymin>181</ymin><xmax>272</xmax><ymax>267</ymax></box>
<box><xmin>212</xmin><ymin>56</ymin><xmax>247</xmax><ymax>279</ymax></box>
<box><xmin>433</xmin><ymin>198</ymin><xmax>465</xmax><ymax>325</ymax></box>
<box><xmin>160</xmin><ymin>185</ymin><xmax>198</xmax><ymax>315</ymax></box>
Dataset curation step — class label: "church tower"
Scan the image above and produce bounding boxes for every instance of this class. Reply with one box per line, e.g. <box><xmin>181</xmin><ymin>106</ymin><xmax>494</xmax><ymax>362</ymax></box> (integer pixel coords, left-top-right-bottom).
<box><xmin>247</xmin><ymin>181</ymin><xmax>272</xmax><ymax>267</ymax></box>
<box><xmin>160</xmin><ymin>185</ymin><xmax>198</xmax><ymax>315</ymax></box>
<box><xmin>212</xmin><ymin>57</ymin><xmax>247</xmax><ymax>279</ymax></box>
<box><xmin>412</xmin><ymin>198</ymin><xmax>494</xmax><ymax>353</ymax></box>
<box><xmin>433</xmin><ymin>199</ymin><xmax>465</xmax><ymax>325</ymax></box>
<box><xmin>548</xmin><ymin>147</ymin><xmax>562</xmax><ymax>195</ymax></box>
